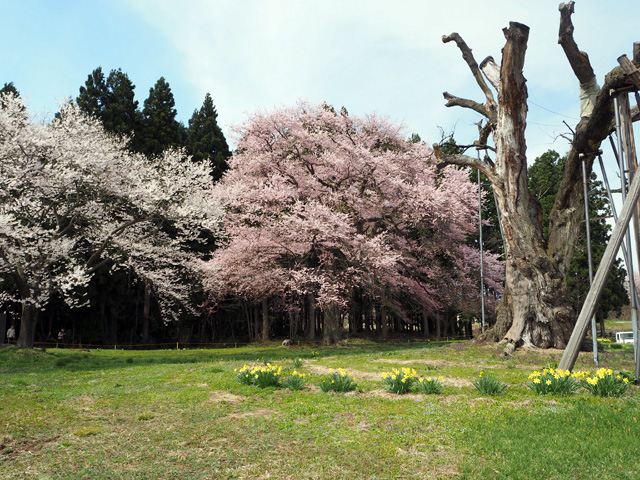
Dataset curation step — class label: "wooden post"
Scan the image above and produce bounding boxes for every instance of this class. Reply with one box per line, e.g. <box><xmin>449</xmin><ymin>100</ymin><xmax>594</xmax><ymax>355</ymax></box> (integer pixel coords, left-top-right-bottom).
<box><xmin>559</xmin><ymin>135</ymin><xmax>640</xmax><ymax>370</ymax></box>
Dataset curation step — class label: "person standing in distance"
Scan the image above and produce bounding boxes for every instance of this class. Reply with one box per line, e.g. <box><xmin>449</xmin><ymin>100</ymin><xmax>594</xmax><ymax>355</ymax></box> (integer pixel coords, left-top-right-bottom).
<box><xmin>6</xmin><ymin>325</ymin><xmax>16</xmax><ymax>345</ymax></box>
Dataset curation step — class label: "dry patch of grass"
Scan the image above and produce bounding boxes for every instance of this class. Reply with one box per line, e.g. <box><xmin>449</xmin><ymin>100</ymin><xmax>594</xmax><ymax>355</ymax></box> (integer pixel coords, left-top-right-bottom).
<box><xmin>305</xmin><ymin>362</ymin><xmax>380</xmax><ymax>381</ymax></box>
<box><xmin>207</xmin><ymin>391</ymin><xmax>245</xmax><ymax>404</ymax></box>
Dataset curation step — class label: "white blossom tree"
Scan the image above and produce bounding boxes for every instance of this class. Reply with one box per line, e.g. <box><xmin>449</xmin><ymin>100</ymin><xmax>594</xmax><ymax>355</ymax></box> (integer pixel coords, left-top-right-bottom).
<box><xmin>0</xmin><ymin>94</ymin><xmax>221</xmax><ymax>348</ymax></box>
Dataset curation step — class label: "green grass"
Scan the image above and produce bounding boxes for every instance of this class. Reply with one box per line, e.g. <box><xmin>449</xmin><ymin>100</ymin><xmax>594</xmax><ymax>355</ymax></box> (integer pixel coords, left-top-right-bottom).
<box><xmin>0</xmin><ymin>342</ymin><xmax>638</xmax><ymax>479</ymax></box>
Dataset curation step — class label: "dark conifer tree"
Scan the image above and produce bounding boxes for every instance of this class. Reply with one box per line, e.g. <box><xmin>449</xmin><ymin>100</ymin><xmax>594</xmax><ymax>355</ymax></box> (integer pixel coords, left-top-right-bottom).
<box><xmin>102</xmin><ymin>69</ymin><xmax>139</xmax><ymax>137</ymax></box>
<box><xmin>186</xmin><ymin>93</ymin><xmax>231</xmax><ymax>182</ymax></box>
<box><xmin>77</xmin><ymin>67</ymin><xmax>139</xmax><ymax>141</ymax></box>
<box><xmin>1</xmin><ymin>82</ymin><xmax>20</xmax><ymax>97</ymax></box>
<box><xmin>134</xmin><ymin>77</ymin><xmax>185</xmax><ymax>156</ymax></box>
<box><xmin>1</xmin><ymin>82</ymin><xmax>22</xmax><ymax>110</ymax></box>
<box><xmin>77</xmin><ymin>67</ymin><xmax>107</xmax><ymax>118</ymax></box>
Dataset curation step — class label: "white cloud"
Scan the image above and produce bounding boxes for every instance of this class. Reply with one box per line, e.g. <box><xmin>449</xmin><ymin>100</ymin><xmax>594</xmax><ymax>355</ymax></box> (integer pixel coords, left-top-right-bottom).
<box><xmin>115</xmin><ymin>0</ymin><xmax>640</xmax><ymax>158</ymax></box>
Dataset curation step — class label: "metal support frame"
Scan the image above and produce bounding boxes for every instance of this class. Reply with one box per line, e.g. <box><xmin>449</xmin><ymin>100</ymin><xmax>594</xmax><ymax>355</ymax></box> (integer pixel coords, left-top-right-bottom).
<box><xmin>477</xmin><ymin>161</ymin><xmax>486</xmax><ymax>334</ymax></box>
<box><xmin>559</xmin><ymin>90</ymin><xmax>640</xmax><ymax>379</ymax></box>
<box><xmin>612</xmin><ymin>94</ymin><xmax>640</xmax><ymax>379</ymax></box>
<box><xmin>581</xmin><ymin>159</ymin><xmax>598</xmax><ymax>365</ymax></box>
<box><xmin>597</xmin><ymin>154</ymin><xmax>640</xmax><ymax>318</ymax></box>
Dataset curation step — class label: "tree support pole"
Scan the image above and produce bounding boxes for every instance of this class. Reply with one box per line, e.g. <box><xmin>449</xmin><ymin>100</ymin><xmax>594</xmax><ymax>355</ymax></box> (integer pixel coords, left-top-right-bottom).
<box><xmin>598</xmin><ymin>153</ymin><xmax>640</xmax><ymax>321</ymax></box>
<box><xmin>581</xmin><ymin>159</ymin><xmax>598</xmax><ymax>364</ymax></box>
<box><xmin>478</xmin><ymin>163</ymin><xmax>486</xmax><ymax>334</ymax></box>
<box><xmin>612</xmin><ymin>93</ymin><xmax>640</xmax><ymax>379</ymax></box>
<box><xmin>559</xmin><ymin>144</ymin><xmax>640</xmax><ymax>372</ymax></box>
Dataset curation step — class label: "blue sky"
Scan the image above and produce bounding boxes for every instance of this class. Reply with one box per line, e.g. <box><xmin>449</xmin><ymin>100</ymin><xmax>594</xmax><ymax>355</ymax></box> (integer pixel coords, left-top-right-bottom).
<box><xmin>4</xmin><ymin>0</ymin><xmax>640</xmax><ymax>164</ymax></box>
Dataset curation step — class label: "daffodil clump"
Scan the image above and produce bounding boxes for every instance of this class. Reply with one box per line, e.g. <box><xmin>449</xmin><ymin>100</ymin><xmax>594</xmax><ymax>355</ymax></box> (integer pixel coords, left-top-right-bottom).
<box><xmin>472</xmin><ymin>371</ymin><xmax>507</xmax><ymax>396</ymax></box>
<box><xmin>292</xmin><ymin>357</ymin><xmax>304</xmax><ymax>368</ymax></box>
<box><xmin>319</xmin><ymin>368</ymin><xmax>357</xmax><ymax>393</ymax></box>
<box><xmin>415</xmin><ymin>376</ymin><xmax>445</xmax><ymax>395</ymax></box>
<box><xmin>583</xmin><ymin>368</ymin><xmax>630</xmax><ymax>397</ymax></box>
<box><xmin>527</xmin><ymin>368</ymin><xmax>585</xmax><ymax>396</ymax></box>
<box><xmin>285</xmin><ymin>371</ymin><xmax>307</xmax><ymax>391</ymax></box>
<box><xmin>381</xmin><ymin>368</ymin><xmax>418</xmax><ymax>394</ymax></box>
<box><xmin>234</xmin><ymin>363</ymin><xmax>282</xmax><ymax>388</ymax></box>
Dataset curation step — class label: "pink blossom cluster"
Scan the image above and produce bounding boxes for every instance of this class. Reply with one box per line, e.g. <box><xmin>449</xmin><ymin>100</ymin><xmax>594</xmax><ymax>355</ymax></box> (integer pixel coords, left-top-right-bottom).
<box><xmin>203</xmin><ymin>101</ymin><xmax>503</xmax><ymax>318</ymax></box>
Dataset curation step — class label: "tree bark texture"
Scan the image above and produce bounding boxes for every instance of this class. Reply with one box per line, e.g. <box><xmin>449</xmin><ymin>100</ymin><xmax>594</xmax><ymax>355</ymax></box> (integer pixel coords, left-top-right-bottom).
<box><xmin>306</xmin><ymin>293</ymin><xmax>316</xmax><ymax>341</ymax></box>
<box><xmin>380</xmin><ymin>291</ymin><xmax>388</xmax><ymax>341</ymax></box>
<box><xmin>490</xmin><ymin>22</ymin><xmax>574</xmax><ymax>348</ymax></box>
<box><xmin>142</xmin><ymin>279</ymin><xmax>151</xmax><ymax>344</ymax></box>
<box><xmin>17</xmin><ymin>303</ymin><xmax>39</xmax><ymax>349</ymax></box>
<box><xmin>261</xmin><ymin>298</ymin><xmax>269</xmax><ymax>342</ymax></box>
<box><xmin>439</xmin><ymin>8</ymin><xmax>639</xmax><ymax>349</ymax></box>
<box><xmin>322</xmin><ymin>302</ymin><xmax>342</xmax><ymax>345</ymax></box>
<box><xmin>422</xmin><ymin>307</ymin><xmax>430</xmax><ymax>337</ymax></box>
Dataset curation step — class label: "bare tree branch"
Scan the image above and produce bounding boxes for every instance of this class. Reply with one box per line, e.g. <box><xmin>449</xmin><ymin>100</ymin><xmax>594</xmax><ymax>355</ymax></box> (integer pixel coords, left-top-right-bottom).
<box><xmin>432</xmin><ymin>143</ymin><xmax>495</xmax><ymax>180</ymax></box>
<box><xmin>477</xmin><ymin>120</ymin><xmax>494</xmax><ymax>147</ymax></box>
<box><xmin>443</xmin><ymin>92</ymin><xmax>490</xmax><ymax>118</ymax></box>
<box><xmin>442</xmin><ymin>32</ymin><xmax>497</xmax><ymax>109</ymax></box>
<box><xmin>480</xmin><ymin>56</ymin><xmax>501</xmax><ymax>92</ymax></box>
<box><xmin>558</xmin><ymin>2</ymin><xmax>596</xmax><ymax>84</ymax></box>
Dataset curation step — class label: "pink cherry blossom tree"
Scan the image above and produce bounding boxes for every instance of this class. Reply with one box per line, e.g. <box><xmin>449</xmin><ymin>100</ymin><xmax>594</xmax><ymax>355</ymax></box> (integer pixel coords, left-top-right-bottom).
<box><xmin>203</xmin><ymin>102</ymin><xmax>503</xmax><ymax>344</ymax></box>
<box><xmin>0</xmin><ymin>94</ymin><xmax>221</xmax><ymax>348</ymax></box>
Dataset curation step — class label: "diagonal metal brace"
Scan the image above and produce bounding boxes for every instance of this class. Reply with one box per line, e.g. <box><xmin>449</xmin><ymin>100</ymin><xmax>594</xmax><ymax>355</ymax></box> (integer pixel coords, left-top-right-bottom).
<box><xmin>559</xmin><ymin>149</ymin><xmax>640</xmax><ymax>371</ymax></box>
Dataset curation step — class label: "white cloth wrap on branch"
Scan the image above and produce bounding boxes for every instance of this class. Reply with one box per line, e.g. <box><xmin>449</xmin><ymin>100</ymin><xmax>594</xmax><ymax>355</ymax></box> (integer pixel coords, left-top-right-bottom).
<box><xmin>579</xmin><ymin>77</ymin><xmax>600</xmax><ymax>117</ymax></box>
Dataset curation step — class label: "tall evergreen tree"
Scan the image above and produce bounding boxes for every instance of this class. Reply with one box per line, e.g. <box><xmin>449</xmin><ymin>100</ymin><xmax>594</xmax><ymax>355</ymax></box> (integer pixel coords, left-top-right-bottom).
<box><xmin>1</xmin><ymin>82</ymin><xmax>20</xmax><ymax>97</ymax></box>
<box><xmin>1</xmin><ymin>82</ymin><xmax>22</xmax><ymax>110</ymax></box>
<box><xmin>135</xmin><ymin>77</ymin><xmax>185</xmax><ymax>157</ymax></box>
<box><xmin>102</xmin><ymin>69</ymin><xmax>139</xmax><ymax>137</ymax></box>
<box><xmin>187</xmin><ymin>93</ymin><xmax>230</xmax><ymax>182</ymax></box>
<box><xmin>77</xmin><ymin>67</ymin><xmax>139</xmax><ymax>139</ymax></box>
<box><xmin>528</xmin><ymin>150</ymin><xmax>628</xmax><ymax>330</ymax></box>
<box><xmin>77</xmin><ymin>67</ymin><xmax>107</xmax><ymax>118</ymax></box>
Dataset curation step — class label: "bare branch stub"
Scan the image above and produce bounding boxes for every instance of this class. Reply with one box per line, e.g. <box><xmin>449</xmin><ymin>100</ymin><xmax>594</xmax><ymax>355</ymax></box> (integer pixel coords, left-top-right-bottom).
<box><xmin>618</xmin><ymin>54</ymin><xmax>640</xmax><ymax>89</ymax></box>
<box><xmin>558</xmin><ymin>1</ymin><xmax>596</xmax><ymax>84</ymax></box>
<box><xmin>497</xmin><ymin>21</ymin><xmax>530</xmax><ymax>166</ymax></box>
<box><xmin>477</xmin><ymin>120</ymin><xmax>493</xmax><ymax>147</ymax></box>
<box><xmin>634</xmin><ymin>42</ymin><xmax>640</xmax><ymax>64</ymax></box>
<box><xmin>480</xmin><ymin>56</ymin><xmax>501</xmax><ymax>92</ymax></box>
<box><xmin>432</xmin><ymin>143</ymin><xmax>494</xmax><ymax>179</ymax></box>
<box><xmin>442</xmin><ymin>32</ymin><xmax>497</xmax><ymax>109</ymax></box>
<box><xmin>443</xmin><ymin>92</ymin><xmax>490</xmax><ymax>118</ymax></box>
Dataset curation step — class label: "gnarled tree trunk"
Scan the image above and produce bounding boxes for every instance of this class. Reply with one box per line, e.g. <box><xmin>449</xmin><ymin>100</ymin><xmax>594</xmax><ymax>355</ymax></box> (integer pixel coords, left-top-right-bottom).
<box><xmin>437</xmin><ymin>3</ymin><xmax>638</xmax><ymax>350</ymax></box>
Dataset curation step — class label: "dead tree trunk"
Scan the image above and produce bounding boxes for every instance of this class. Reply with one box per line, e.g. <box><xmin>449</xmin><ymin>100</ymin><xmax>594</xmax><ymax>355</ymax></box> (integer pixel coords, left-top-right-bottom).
<box><xmin>437</xmin><ymin>3</ymin><xmax>638</xmax><ymax>350</ymax></box>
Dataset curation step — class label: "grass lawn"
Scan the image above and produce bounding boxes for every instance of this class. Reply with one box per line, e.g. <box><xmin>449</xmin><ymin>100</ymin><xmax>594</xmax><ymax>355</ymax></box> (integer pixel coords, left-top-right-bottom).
<box><xmin>1</xmin><ymin>340</ymin><xmax>639</xmax><ymax>479</ymax></box>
